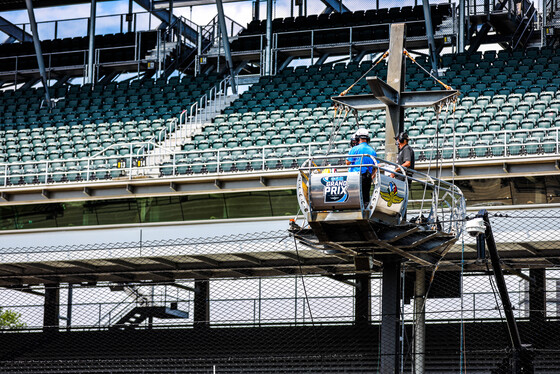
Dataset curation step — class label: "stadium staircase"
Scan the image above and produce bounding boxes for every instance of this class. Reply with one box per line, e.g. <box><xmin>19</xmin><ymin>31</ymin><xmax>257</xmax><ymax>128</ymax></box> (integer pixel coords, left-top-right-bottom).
<box><xmin>110</xmin><ymin>306</ymin><xmax>189</xmax><ymax>331</ymax></box>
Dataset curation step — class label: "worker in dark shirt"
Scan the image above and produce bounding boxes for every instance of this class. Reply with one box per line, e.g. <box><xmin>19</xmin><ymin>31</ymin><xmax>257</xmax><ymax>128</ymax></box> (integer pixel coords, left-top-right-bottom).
<box><xmin>396</xmin><ymin>132</ymin><xmax>415</xmax><ymax>173</ymax></box>
<box><xmin>394</xmin><ymin>131</ymin><xmax>415</xmax><ymax>221</ymax></box>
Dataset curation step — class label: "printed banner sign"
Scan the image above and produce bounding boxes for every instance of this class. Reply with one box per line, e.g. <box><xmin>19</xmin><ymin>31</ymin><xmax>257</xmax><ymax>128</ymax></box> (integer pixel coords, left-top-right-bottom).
<box><xmin>321</xmin><ymin>175</ymin><xmax>349</xmax><ymax>204</ymax></box>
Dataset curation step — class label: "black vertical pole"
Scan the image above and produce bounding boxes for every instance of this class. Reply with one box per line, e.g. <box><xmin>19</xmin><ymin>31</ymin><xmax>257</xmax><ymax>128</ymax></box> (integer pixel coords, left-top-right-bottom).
<box><xmin>529</xmin><ymin>269</ymin><xmax>546</xmax><ymax>324</ymax></box>
<box><xmin>194</xmin><ymin>280</ymin><xmax>210</xmax><ymax>329</ymax></box>
<box><xmin>43</xmin><ymin>283</ymin><xmax>60</xmax><ymax>333</ymax></box>
<box><xmin>355</xmin><ymin>274</ymin><xmax>371</xmax><ymax>327</ymax></box>
<box><xmin>380</xmin><ymin>258</ymin><xmax>401</xmax><ymax>373</ymax></box>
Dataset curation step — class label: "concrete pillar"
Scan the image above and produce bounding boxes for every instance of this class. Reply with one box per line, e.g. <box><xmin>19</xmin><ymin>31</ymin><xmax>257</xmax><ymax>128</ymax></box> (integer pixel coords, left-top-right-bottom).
<box><xmin>194</xmin><ymin>280</ymin><xmax>210</xmax><ymax>328</ymax></box>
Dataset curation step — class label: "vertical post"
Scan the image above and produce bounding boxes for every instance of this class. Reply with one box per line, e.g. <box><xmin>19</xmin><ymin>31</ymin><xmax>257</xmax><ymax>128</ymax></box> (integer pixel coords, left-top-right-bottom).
<box><xmin>128</xmin><ymin>0</ymin><xmax>133</xmax><ymax>32</ymax></box>
<box><xmin>414</xmin><ymin>268</ymin><xmax>426</xmax><ymax>374</ymax></box>
<box><xmin>355</xmin><ymin>274</ymin><xmax>371</xmax><ymax>326</ymax></box>
<box><xmin>458</xmin><ymin>0</ymin><xmax>466</xmax><ymax>52</ymax></box>
<box><xmin>253</xmin><ymin>0</ymin><xmax>260</xmax><ymax>20</ymax></box>
<box><xmin>66</xmin><ymin>283</ymin><xmax>73</xmax><ymax>331</ymax></box>
<box><xmin>169</xmin><ymin>0</ymin><xmax>173</xmax><ymax>26</ymax></box>
<box><xmin>421</xmin><ymin>0</ymin><xmax>438</xmax><ymax>76</ymax></box>
<box><xmin>196</xmin><ymin>25</ymin><xmax>202</xmax><ymax>76</ymax></box>
<box><xmin>529</xmin><ymin>269</ymin><xmax>546</xmax><ymax>324</ymax></box>
<box><xmin>385</xmin><ymin>23</ymin><xmax>406</xmax><ymax>164</ymax></box>
<box><xmin>24</xmin><ymin>0</ymin><xmax>51</xmax><ymax>107</ymax></box>
<box><xmin>380</xmin><ymin>258</ymin><xmax>402</xmax><ymax>373</ymax></box>
<box><xmin>216</xmin><ymin>0</ymin><xmax>237</xmax><ymax>93</ymax></box>
<box><xmin>265</xmin><ymin>0</ymin><xmax>273</xmax><ymax>76</ymax></box>
<box><xmin>87</xmin><ymin>0</ymin><xmax>97</xmax><ymax>85</ymax></box>
<box><xmin>43</xmin><ymin>283</ymin><xmax>60</xmax><ymax>333</ymax></box>
<box><xmin>194</xmin><ymin>280</ymin><xmax>210</xmax><ymax>328</ymax></box>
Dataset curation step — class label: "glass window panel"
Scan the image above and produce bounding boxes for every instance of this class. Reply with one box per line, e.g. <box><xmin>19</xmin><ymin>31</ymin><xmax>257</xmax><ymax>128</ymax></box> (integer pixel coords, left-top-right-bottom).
<box><xmin>455</xmin><ymin>178</ymin><xmax>512</xmax><ymax>206</ymax></box>
<box><xmin>225</xmin><ymin>192</ymin><xmax>272</xmax><ymax>219</ymax></box>
<box><xmin>181</xmin><ymin>194</ymin><xmax>226</xmax><ymax>220</ymax></box>
<box><xmin>511</xmin><ymin>177</ymin><xmax>547</xmax><ymax>205</ymax></box>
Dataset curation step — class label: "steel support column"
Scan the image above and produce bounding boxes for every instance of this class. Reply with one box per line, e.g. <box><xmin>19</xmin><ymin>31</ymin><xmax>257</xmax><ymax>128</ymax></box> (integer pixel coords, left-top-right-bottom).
<box><xmin>216</xmin><ymin>0</ymin><xmax>237</xmax><ymax>93</ymax></box>
<box><xmin>458</xmin><ymin>0</ymin><xmax>465</xmax><ymax>52</ymax></box>
<box><xmin>355</xmin><ymin>274</ymin><xmax>371</xmax><ymax>326</ymax></box>
<box><xmin>421</xmin><ymin>0</ymin><xmax>438</xmax><ymax>75</ymax></box>
<box><xmin>529</xmin><ymin>268</ymin><xmax>546</xmax><ymax>324</ymax></box>
<box><xmin>87</xmin><ymin>0</ymin><xmax>97</xmax><ymax>85</ymax></box>
<box><xmin>43</xmin><ymin>283</ymin><xmax>60</xmax><ymax>332</ymax></box>
<box><xmin>414</xmin><ymin>268</ymin><xmax>426</xmax><ymax>374</ymax></box>
<box><xmin>194</xmin><ymin>280</ymin><xmax>210</xmax><ymax>328</ymax></box>
<box><xmin>265</xmin><ymin>0</ymin><xmax>273</xmax><ymax>76</ymax></box>
<box><xmin>24</xmin><ymin>0</ymin><xmax>51</xmax><ymax>107</ymax></box>
<box><xmin>380</xmin><ymin>258</ymin><xmax>402</xmax><ymax>373</ymax></box>
<box><xmin>385</xmin><ymin>23</ymin><xmax>406</xmax><ymax>164</ymax></box>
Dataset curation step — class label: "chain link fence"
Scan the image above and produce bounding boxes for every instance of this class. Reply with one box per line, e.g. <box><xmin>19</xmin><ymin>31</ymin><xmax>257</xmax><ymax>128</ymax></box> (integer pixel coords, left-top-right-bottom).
<box><xmin>0</xmin><ymin>207</ymin><xmax>559</xmax><ymax>372</ymax></box>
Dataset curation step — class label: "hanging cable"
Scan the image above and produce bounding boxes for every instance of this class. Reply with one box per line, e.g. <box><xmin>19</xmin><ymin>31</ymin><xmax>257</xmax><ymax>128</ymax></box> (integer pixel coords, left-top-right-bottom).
<box><xmin>403</xmin><ymin>49</ymin><xmax>455</xmax><ymax>92</ymax></box>
<box><xmin>339</xmin><ymin>50</ymin><xmax>389</xmax><ymax>97</ymax></box>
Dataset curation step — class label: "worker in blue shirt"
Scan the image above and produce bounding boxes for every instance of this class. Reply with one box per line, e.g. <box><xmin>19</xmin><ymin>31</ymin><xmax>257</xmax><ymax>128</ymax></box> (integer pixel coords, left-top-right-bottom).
<box><xmin>346</xmin><ymin>128</ymin><xmax>377</xmax><ymax>205</ymax></box>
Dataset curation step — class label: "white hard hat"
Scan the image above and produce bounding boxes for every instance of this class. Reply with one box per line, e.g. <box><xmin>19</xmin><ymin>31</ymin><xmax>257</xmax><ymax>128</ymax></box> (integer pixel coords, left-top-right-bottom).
<box><xmin>355</xmin><ymin>128</ymin><xmax>370</xmax><ymax>139</ymax></box>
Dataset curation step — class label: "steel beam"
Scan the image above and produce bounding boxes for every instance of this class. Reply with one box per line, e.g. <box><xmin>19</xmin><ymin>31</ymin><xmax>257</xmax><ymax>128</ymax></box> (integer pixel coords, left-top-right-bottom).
<box><xmin>216</xmin><ymin>0</ymin><xmax>237</xmax><ymax>93</ymax></box>
<box><xmin>319</xmin><ymin>0</ymin><xmax>351</xmax><ymax>13</ymax></box>
<box><xmin>385</xmin><ymin>23</ymin><xmax>406</xmax><ymax>164</ymax></box>
<box><xmin>380</xmin><ymin>258</ymin><xmax>401</xmax><ymax>373</ymax></box>
<box><xmin>24</xmin><ymin>0</ymin><xmax>51</xmax><ymax>107</ymax></box>
<box><xmin>422</xmin><ymin>0</ymin><xmax>438</xmax><ymax>75</ymax></box>
<box><xmin>0</xmin><ymin>16</ymin><xmax>33</xmax><ymax>42</ymax></box>
<box><xmin>134</xmin><ymin>0</ymin><xmax>199</xmax><ymax>44</ymax></box>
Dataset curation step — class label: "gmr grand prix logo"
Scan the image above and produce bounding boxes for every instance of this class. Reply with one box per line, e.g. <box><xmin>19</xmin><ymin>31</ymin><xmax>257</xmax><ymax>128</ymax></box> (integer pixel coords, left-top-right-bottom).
<box><xmin>321</xmin><ymin>176</ymin><xmax>348</xmax><ymax>204</ymax></box>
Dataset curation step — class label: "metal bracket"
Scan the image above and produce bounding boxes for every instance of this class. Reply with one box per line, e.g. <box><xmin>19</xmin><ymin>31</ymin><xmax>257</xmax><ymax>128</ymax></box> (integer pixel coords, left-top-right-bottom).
<box><xmin>214</xmin><ymin>179</ymin><xmax>222</xmax><ymax>189</ymax></box>
<box><xmin>41</xmin><ymin>189</ymin><xmax>50</xmax><ymax>199</ymax></box>
<box><xmin>83</xmin><ymin>187</ymin><xmax>91</xmax><ymax>196</ymax></box>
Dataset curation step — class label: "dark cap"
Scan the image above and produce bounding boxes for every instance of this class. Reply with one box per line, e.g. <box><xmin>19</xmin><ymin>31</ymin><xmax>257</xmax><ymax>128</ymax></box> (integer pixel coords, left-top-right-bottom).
<box><xmin>395</xmin><ymin>132</ymin><xmax>409</xmax><ymax>141</ymax></box>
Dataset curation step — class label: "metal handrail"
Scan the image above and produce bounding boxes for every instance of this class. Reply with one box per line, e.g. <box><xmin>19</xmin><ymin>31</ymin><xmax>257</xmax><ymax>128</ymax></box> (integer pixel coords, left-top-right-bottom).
<box><xmin>0</xmin><ymin>126</ymin><xmax>558</xmax><ymax>188</ymax></box>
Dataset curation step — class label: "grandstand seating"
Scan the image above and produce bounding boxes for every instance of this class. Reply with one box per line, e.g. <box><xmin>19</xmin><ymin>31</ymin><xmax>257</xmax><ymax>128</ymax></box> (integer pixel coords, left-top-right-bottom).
<box><xmin>0</xmin><ymin>73</ymin><xmax>221</xmax><ymax>184</ymax></box>
<box><xmin>164</xmin><ymin>46</ymin><xmax>560</xmax><ymax>176</ymax></box>
<box><xmin>0</xmin><ymin>31</ymin><xmax>159</xmax><ymax>72</ymax></box>
<box><xmin>1</xmin><ymin>44</ymin><xmax>560</xmax><ymax>186</ymax></box>
<box><xmin>232</xmin><ymin>5</ymin><xmax>451</xmax><ymax>52</ymax></box>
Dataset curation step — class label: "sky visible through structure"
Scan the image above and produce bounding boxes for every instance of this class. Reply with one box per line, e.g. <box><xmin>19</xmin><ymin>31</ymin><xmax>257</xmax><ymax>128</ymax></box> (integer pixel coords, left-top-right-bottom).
<box><xmin>0</xmin><ymin>0</ymin><xmax>448</xmax><ymax>42</ymax></box>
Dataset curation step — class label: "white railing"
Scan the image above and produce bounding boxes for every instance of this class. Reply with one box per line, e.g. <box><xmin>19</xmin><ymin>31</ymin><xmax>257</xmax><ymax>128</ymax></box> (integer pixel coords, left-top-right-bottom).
<box><xmin>0</xmin><ymin>126</ymin><xmax>559</xmax><ymax>188</ymax></box>
<box><xmin>179</xmin><ymin>75</ymin><xmax>233</xmax><ymax>134</ymax></box>
<box><xmin>135</xmin><ymin>76</ymin><xmax>233</xmax><ymax>161</ymax></box>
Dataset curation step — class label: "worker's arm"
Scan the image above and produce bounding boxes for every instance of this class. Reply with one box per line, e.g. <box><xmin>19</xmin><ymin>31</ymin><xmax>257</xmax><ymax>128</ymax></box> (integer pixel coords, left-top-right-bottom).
<box><xmin>401</xmin><ymin>160</ymin><xmax>411</xmax><ymax>168</ymax></box>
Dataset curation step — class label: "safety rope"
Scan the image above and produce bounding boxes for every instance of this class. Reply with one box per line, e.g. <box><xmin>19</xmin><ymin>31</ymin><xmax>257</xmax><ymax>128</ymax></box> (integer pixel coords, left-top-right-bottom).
<box><xmin>403</xmin><ymin>49</ymin><xmax>454</xmax><ymax>91</ymax></box>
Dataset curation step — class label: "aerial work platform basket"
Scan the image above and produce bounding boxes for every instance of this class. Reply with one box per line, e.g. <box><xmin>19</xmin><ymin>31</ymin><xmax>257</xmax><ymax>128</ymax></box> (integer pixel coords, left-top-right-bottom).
<box><xmin>294</xmin><ymin>155</ymin><xmax>466</xmax><ymax>266</ymax></box>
